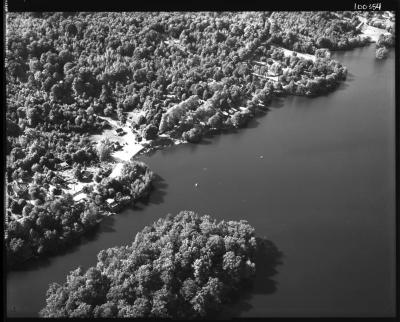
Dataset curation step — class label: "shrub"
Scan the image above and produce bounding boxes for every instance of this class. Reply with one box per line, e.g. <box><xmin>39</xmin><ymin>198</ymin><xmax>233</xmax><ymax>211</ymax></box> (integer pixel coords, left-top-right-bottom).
<box><xmin>231</xmin><ymin>111</ymin><xmax>252</xmax><ymax>128</ymax></box>
<box><xmin>182</xmin><ymin>127</ymin><xmax>202</xmax><ymax>143</ymax></box>
<box><xmin>375</xmin><ymin>46</ymin><xmax>389</xmax><ymax>60</ymax></box>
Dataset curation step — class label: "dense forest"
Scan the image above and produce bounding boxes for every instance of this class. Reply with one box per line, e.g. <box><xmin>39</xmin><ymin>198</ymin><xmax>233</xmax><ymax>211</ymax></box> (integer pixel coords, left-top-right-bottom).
<box><xmin>269</xmin><ymin>11</ymin><xmax>369</xmax><ymax>53</ymax></box>
<box><xmin>40</xmin><ymin>211</ymin><xmax>259</xmax><ymax>318</ymax></box>
<box><xmin>375</xmin><ymin>33</ymin><xmax>395</xmax><ymax>59</ymax></box>
<box><xmin>6</xmin><ymin>12</ymin><xmax>352</xmax><ymax>145</ymax></box>
<box><xmin>6</xmin><ymin>11</ymin><xmax>372</xmax><ymax>268</ymax></box>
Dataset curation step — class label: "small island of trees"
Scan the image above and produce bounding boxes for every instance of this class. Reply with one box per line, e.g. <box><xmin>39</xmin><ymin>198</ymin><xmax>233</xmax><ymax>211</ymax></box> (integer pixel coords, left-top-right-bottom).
<box><xmin>375</xmin><ymin>33</ymin><xmax>394</xmax><ymax>60</ymax></box>
<box><xmin>40</xmin><ymin>211</ymin><xmax>260</xmax><ymax>318</ymax></box>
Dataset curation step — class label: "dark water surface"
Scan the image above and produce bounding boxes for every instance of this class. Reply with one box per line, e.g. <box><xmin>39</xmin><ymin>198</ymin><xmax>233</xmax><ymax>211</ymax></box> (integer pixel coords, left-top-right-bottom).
<box><xmin>7</xmin><ymin>45</ymin><xmax>396</xmax><ymax>317</ymax></box>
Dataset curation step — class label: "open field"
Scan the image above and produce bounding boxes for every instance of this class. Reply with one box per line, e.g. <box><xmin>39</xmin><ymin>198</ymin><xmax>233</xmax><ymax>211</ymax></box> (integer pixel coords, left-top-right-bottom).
<box><xmin>359</xmin><ymin>24</ymin><xmax>391</xmax><ymax>42</ymax></box>
<box><xmin>278</xmin><ymin>47</ymin><xmax>316</xmax><ymax>62</ymax></box>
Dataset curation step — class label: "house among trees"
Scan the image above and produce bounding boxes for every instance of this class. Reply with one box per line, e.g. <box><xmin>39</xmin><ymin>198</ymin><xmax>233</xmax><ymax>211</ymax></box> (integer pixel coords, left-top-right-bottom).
<box><xmin>112</xmin><ymin>141</ymin><xmax>122</xmax><ymax>151</ymax></box>
<box><xmin>356</xmin><ymin>21</ymin><xmax>364</xmax><ymax>30</ymax></box>
<box><xmin>19</xmin><ymin>171</ymin><xmax>31</xmax><ymax>182</ymax></box>
<box><xmin>267</xmin><ymin>65</ymin><xmax>283</xmax><ymax>77</ymax></box>
<box><xmin>50</xmin><ymin>185</ymin><xmax>63</xmax><ymax>196</ymax></box>
<box><xmin>56</xmin><ymin>161</ymin><xmax>71</xmax><ymax>171</ymax></box>
<box><xmin>106</xmin><ymin>198</ymin><xmax>119</xmax><ymax>212</ymax></box>
<box><xmin>383</xmin><ymin>11</ymin><xmax>394</xmax><ymax>19</ymax></box>
<box><xmin>81</xmin><ymin>170</ymin><xmax>93</xmax><ymax>181</ymax></box>
<box><xmin>10</xmin><ymin>181</ymin><xmax>23</xmax><ymax>196</ymax></box>
<box><xmin>15</xmin><ymin>180</ymin><xmax>28</xmax><ymax>191</ymax></box>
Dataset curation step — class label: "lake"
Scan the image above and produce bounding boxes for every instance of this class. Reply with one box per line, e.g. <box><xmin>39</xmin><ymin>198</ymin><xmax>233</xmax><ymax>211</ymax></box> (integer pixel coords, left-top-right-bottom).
<box><xmin>7</xmin><ymin>44</ymin><xmax>396</xmax><ymax>317</ymax></box>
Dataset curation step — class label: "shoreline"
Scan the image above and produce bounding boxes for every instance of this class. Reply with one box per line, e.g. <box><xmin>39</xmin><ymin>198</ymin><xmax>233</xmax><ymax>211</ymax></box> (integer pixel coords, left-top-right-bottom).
<box><xmin>5</xmin><ymin>38</ymin><xmax>362</xmax><ymax>267</ymax></box>
<box><xmin>356</xmin><ymin>15</ymin><xmax>392</xmax><ymax>43</ymax></box>
<box><xmin>5</xmin><ymin>12</ymin><xmax>380</xmax><ymax>268</ymax></box>
<box><xmin>6</xmin><ymin>40</ymin><xmax>352</xmax><ymax>226</ymax></box>
<box><xmin>359</xmin><ymin>25</ymin><xmax>391</xmax><ymax>43</ymax></box>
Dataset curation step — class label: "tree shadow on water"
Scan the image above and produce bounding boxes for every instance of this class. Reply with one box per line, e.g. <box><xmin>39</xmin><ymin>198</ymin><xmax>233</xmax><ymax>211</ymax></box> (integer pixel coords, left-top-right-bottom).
<box><xmin>197</xmin><ymin>138</ymin><xmax>213</xmax><ymax>145</ymax></box>
<box><xmin>8</xmin><ymin>219</ymin><xmax>116</xmax><ymax>273</ymax></box>
<box><xmin>89</xmin><ymin>216</ymin><xmax>116</xmax><ymax>235</ymax></box>
<box><xmin>346</xmin><ymin>72</ymin><xmax>355</xmax><ymax>82</ymax></box>
<box><xmin>269</xmin><ymin>97</ymin><xmax>285</xmax><ymax>109</ymax></box>
<box><xmin>246</xmin><ymin>119</ymin><xmax>261</xmax><ymax>129</ymax></box>
<box><xmin>217</xmin><ymin>237</ymin><xmax>284</xmax><ymax>319</ymax></box>
<box><xmin>317</xmin><ymin>82</ymin><xmax>349</xmax><ymax>97</ymax></box>
<box><xmin>134</xmin><ymin>173</ymin><xmax>168</xmax><ymax>208</ymax></box>
<box><xmin>335</xmin><ymin>81</ymin><xmax>349</xmax><ymax>92</ymax></box>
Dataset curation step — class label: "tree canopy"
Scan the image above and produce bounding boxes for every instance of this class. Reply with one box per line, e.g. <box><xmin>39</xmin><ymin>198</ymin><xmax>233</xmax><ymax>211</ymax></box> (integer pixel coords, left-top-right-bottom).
<box><xmin>40</xmin><ymin>211</ymin><xmax>258</xmax><ymax>318</ymax></box>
